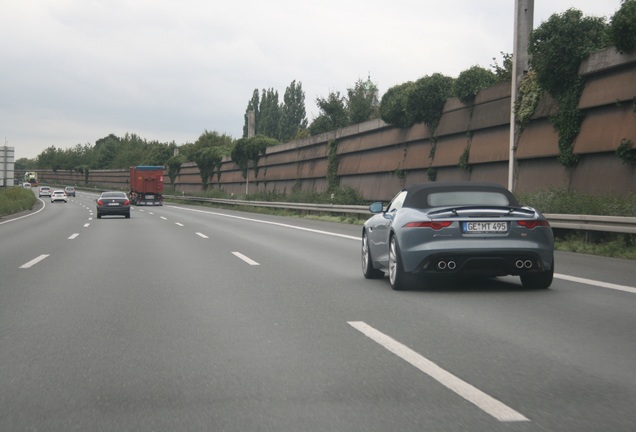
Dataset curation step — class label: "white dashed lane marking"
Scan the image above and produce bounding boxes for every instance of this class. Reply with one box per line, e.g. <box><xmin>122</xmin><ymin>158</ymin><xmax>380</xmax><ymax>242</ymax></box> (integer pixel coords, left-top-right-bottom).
<box><xmin>20</xmin><ymin>254</ymin><xmax>50</xmax><ymax>269</ymax></box>
<box><xmin>348</xmin><ymin>321</ymin><xmax>529</xmax><ymax>423</ymax></box>
<box><xmin>232</xmin><ymin>252</ymin><xmax>260</xmax><ymax>266</ymax></box>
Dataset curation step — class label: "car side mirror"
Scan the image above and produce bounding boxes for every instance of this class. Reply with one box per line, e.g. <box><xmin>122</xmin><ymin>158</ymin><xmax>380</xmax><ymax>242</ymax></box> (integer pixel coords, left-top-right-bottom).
<box><xmin>369</xmin><ymin>202</ymin><xmax>384</xmax><ymax>213</ymax></box>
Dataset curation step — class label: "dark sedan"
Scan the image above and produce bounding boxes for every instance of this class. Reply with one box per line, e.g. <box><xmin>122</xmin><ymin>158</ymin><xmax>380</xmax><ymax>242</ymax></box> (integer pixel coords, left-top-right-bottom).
<box><xmin>96</xmin><ymin>191</ymin><xmax>131</xmax><ymax>219</ymax></box>
<box><xmin>362</xmin><ymin>182</ymin><xmax>554</xmax><ymax>290</ymax></box>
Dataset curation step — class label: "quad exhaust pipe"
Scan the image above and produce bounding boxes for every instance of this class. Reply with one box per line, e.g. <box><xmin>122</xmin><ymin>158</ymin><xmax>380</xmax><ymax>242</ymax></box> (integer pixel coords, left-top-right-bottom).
<box><xmin>435</xmin><ymin>259</ymin><xmax>533</xmax><ymax>271</ymax></box>
<box><xmin>437</xmin><ymin>260</ymin><xmax>456</xmax><ymax>271</ymax></box>
<box><xmin>515</xmin><ymin>259</ymin><xmax>533</xmax><ymax>269</ymax></box>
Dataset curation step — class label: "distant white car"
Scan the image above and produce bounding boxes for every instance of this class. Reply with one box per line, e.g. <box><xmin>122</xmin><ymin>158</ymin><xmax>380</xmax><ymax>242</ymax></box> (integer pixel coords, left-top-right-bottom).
<box><xmin>39</xmin><ymin>186</ymin><xmax>52</xmax><ymax>197</ymax></box>
<box><xmin>51</xmin><ymin>190</ymin><xmax>68</xmax><ymax>203</ymax></box>
<box><xmin>23</xmin><ymin>182</ymin><xmax>32</xmax><ymax>189</ymax></box>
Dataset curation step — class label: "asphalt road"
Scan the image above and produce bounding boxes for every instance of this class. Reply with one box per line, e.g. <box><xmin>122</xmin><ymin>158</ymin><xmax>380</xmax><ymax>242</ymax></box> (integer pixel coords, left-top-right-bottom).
<box><xmin>1</xmin><ymin>191</ymin><xmax>635</xmax><ymax>431</ymax></box>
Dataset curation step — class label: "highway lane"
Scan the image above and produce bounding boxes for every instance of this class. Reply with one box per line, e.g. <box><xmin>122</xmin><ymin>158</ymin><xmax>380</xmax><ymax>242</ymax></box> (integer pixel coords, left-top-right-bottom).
<box><xmin>1</xmin><ymin>198</ymin><xmax>635</xmax><ymax>431</ymax></box>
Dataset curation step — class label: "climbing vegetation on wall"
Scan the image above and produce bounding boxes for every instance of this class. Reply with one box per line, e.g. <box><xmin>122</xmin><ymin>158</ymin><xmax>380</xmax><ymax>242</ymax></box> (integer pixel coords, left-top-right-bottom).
<box><xmin>528</xmin><ymin>8</ymin><xmax>610</xmax><ymax>168</ymax></box>
<box><xmin>327</xmin><ymin>140</ymin><xmax>339</xmax><ymax>192</ymax></box>
<box><xmin>514</xmin><ymin>71</ymin><xmax>542</xmax><ymax>131</ymax></box>
<box><xmin>616</xmin><ymin>139</ymin><xmax>636</xmax><ymax>165</ymax></box>
<box><xmin>454</xmin><ymin>66</ymin><xmax>498</xmax><ymax>104</ymax></box>
<box><xmin>458</xmin><ymin>145</ymin><xmax>471</xmax><ymax>172</ymax></box>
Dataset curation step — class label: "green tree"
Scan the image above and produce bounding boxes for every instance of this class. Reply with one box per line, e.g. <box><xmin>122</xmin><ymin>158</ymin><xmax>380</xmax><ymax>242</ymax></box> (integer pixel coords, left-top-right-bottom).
<box><xmin>178</xmin><ymin>142</ymin><xmax>198</xmax><ymax>161</ymax></box>
<box><xmin>529</xmin><ymin>9</ymin><xmax>610</xmax><ymax>167</ymax></box>
<box><xmin>346</xmin><ymin>77</ymin><xmax>380</xmax><ymax>124</ymax></box>
<box><xmin>193</xmin><ymin>147</ymin><xmax>224</xmax><ymax>190</ymax></box>
<box><xmin>610</xmin><ymin>0</ymin><xmax>636</xmax><ymax>53</ymax></box>
<box><xmin>230</xmin><ymin>135</ymin><xmax>279</xmax><ymax>179</ymax></box>
<box><xmin>93</xmin><ymin>134</ymin><xmax>122</xmax><ymax>169</ymax></box>
<box><xmin>406</xmin><ymin>73</ymin><xmax>455</xmax><ymax>130</ymax></box>
<box><xmin>166</xmin><ymin>154</ymin><xmax>186</xmax><ymax>185</ymax></box>
<box><xmin>454</xmin><ymin>66</ymin><xmax>497</xmax><ymax>104</ymax></box>
<box><xmin>490</xmin><ymin>52</ymin><xmax>513</xmax><ymax>82</ymax></box>
<box><xmin>192</xmin><ymin>130</ymin><xmax>234</xmax><ymax>155</ymax></box>
<box><xmin>142</xmin><ymin>141</ymin><xmax>175</xmax><ymax>166</ymax></box>
<box><xmin>258</xmin><ymin>88</ymin><xmax>281</xmax><ymax>139</ymax></box>
<box><xmin>529</xmin><ymin>9</ymin><xmax>609</xmax><ymax>98</ymax></box>
<box><xmin>111</xmin><ymin>133</ymin><xmax>146</xmax><ymax>168</ymax></box>
<box><xmin>308</xmin><ymin>92</ymin><xmax>349</xmax><ymax>136</ymax></box>
<box><xmin>36</xmin><ymin>146</ymin><xmax>60</xmax><ymax>170</ymax></box>
<box><xmin>15</xmin><ymin>157</ymin><xmax>36</xmax><ymax>171</ymax></box>
<box><xmin>278</xmin><ymin>80</ymin><xmax>308</xmax><ymax>142</ymax></box>
<box><xmin>379</xmin><ymin>81</ymin><xmax>414</xmax><ymax>128</ymax></box>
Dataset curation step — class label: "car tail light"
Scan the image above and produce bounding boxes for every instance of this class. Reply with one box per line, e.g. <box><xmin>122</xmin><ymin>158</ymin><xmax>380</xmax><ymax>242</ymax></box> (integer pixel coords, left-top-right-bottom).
<box><xmin>124</xmin><ymin>200</ymin><xmax>130</xmax><ymax>205</ymax></box>
<box><xmin>403</xmin><ymin>221</ymin><xmax>452</xmax><ymax>230</ymax></box>
<box><xmin>517</xmin><ymin>220</ymin><xmax>550</xmax><ymax>229</ymax></box>
<box><xmin>97</xmin><ymin>200</ymin><xmax>104</xmax><ymax>206</ymax></box>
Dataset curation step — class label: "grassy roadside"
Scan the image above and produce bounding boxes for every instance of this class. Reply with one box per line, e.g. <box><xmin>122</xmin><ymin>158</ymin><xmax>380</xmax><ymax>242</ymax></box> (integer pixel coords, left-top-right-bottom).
<box><xmin>517</xmin><ymin>189</ymin><xmax>636</xmax><ymax>260</ymax></box>
<box><xmin>0</xmin><ymin>187</ymin><xmax>37</xmax><ymax>218</ymax></box>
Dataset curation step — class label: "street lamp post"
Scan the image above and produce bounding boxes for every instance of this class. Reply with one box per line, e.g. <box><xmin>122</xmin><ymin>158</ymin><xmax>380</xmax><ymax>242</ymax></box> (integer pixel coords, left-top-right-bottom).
<box><xmin>508</xmin><ymin>0</ymin><xmax>534</xmax><ymax>192</ymax></box>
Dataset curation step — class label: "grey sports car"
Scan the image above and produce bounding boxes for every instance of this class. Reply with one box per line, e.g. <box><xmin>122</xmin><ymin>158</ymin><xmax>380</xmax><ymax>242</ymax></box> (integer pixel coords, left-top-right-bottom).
<box><xmin>362</xmin><ymin>182</ymin><xmax>554</xmax><ymax>290</ymax></box>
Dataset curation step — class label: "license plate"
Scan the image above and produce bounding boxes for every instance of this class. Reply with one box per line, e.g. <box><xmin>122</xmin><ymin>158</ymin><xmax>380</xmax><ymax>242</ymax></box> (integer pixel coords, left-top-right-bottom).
<box><xmin>464</xmin><ymin>221</ymin><xmax>508</xmax><ymax>233</ymax></box>
<box><xmin>146</xmin><ymin>195</ymin><xmax>154</xmax><ymax>199</ymax></box>
<box><xmin>107</xmin><ymin>202</ymin><xmax>120</xmax><ymax>206</ymax></box>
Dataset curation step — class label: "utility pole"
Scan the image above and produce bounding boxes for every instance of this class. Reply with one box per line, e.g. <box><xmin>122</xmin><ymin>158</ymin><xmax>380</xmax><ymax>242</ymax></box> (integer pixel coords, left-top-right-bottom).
<box><xmin>508</xmin><ymin>0</ymin><xmax>534</xmax><ymax>192</ymax></box>
<box><xmin>246</xmin><ymin>110</ymin><xmax>255</xmax><ymax>195</ymax></box>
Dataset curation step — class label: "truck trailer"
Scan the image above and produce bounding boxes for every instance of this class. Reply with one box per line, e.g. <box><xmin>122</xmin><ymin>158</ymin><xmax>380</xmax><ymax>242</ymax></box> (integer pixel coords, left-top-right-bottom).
<box><xmin>129</xmin><ymin>166</ymin><xmax>164</xmax><ymax>206</ymax></box>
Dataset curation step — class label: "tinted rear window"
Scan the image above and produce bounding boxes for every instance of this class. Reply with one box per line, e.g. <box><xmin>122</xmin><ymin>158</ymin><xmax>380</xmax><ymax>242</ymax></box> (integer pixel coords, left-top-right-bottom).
<box><xmin>102</xmin><ymin>192</ymin><xmax>126</xmax><ymax>198</ymax></box>
<box><xmin>427</xmin><ymin>191</ymin><xmax>511</xmax><ymax>207</ymax></box>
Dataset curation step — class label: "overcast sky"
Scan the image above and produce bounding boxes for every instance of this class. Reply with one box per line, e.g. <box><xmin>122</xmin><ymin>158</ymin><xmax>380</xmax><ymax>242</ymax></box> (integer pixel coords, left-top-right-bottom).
<box><xmin>0</xmin><ymin>0</ymin><xmax>622</xmax><ymax>159</ymax></box>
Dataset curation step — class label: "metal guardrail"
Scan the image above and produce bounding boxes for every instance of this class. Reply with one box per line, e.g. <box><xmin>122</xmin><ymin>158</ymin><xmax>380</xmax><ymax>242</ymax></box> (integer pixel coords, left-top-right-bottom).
<box><xmin>164</xmin><ymin>195</ymin><xmax>636</xmax><ymax>234</ymax></box>
<box><xmin>544</xmin><ymin>214</ymin><xmax>636</xmax><ymax>234</ymax></box>
<box><xmin>164</xmin><ymin>195</ymin><xmax>371</xmax><ymax>214</ymax></box>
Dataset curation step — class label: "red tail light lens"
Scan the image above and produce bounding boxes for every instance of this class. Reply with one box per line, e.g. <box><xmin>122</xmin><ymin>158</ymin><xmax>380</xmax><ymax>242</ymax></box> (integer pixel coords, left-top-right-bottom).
<box><xmin>124</xmin><ymin>200</ymin><xmax>130</xmax><ymax>205</ymax></box>
<box><xmin>517</xmin><ymin>220</ymin><xmax>550</xmax><ymax>229</ymax></box>
<box><xmin>403</xmin><ymin>221</ymin><xmax>452</xmax><ymax>230</ymax></box>
<box><xmin>97</xmin><ymin>200</ymin><xmax>104</xmax><ymax>206</ymax></box>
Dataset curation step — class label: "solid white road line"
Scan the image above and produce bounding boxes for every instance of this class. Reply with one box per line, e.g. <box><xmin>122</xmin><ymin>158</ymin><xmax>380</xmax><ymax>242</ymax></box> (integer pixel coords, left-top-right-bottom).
<box><xmin>348</xmin><ymin>321</ymin><xmax>529</xmax><ymax>423</ymax></box>
<box><xmin>0</xmin><ymin>200</ymin><xmax>46</xmax><ymax>224</ymax></box>
<box><xmin>232</xmin><ymin>252</ymin><xmax>260</xmax><ymax>266</ymax></box>
<box><xmin>68</xmin><ymin>233</ymin><xmax>80</xmax><ymax>240</ymax></box>
<box><xmin>167</xmin><ymin>205</ymin><xmax>634</xmax><ymax>294</ymax></box>
<box><xmin>196</xmin><ymin>232</ymin><xmax>209</xmax><ymax>239</ymax></box>
<box><xmin>555</xmin><ymin>273</ymin><xmax>636</xmax><ymax>294</ymax></box>
<box><xmin>20</xmin><ymin>254</ymin><xmax>50</xmax><ymax>269</ymax></box>
<box><xmin>168</xmin><ymin>205</ymin><xmax>359</xmax><ymax>240</ymax></box>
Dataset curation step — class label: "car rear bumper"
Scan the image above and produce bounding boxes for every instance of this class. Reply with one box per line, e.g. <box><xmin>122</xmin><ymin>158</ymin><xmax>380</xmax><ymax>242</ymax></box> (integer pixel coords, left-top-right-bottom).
<box><xmin>97</xmin><ymin>206</ymin><xmax>130</xmax><ymax>215</ymax></box>
<box><xmin>399</xmin><ymin>237</ymin><xmax>554</xmax><ymax>276</ymax></box>
<box><xmin>414</xmin><ymin>250</ymin><xmax>553</xmax><ymax>276</ymax></box>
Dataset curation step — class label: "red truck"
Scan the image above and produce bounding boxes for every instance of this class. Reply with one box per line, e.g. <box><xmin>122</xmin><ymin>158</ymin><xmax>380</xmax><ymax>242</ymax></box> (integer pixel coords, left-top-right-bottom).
<box><xmin>129</xmin><ymin>166</ymin><xmax>164</xmax><ymax>206</ymax></box>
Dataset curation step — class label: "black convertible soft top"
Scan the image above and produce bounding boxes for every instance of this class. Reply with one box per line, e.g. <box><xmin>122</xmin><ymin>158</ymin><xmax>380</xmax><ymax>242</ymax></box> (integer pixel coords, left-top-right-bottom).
<box><xmin>402</xmin><ymin>181</ymin><xmax>520</xmax><ymax>209</ymax></box>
